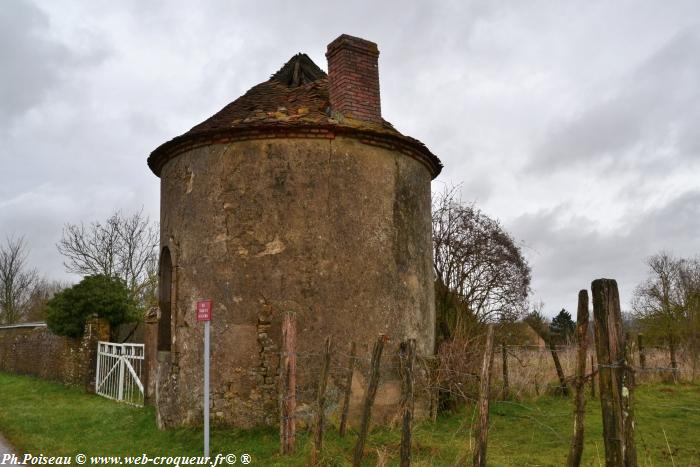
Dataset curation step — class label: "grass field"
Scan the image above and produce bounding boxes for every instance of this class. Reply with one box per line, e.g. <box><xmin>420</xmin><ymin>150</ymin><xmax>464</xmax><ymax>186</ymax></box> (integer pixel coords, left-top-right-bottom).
<box><xmin>0</xmin><ymin>372</ymin><xmax>698</xmax><ymax>466</ymax></box>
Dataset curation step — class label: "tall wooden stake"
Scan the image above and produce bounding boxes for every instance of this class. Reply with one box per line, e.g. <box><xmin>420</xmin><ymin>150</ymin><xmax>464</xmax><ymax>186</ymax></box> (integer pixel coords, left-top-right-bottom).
<box><xmin>279</xmin><ymin>313</ymin><xmax>296</xmax><ymax>455</ymax></box>
<box><xmin>339</xmin><ymin>342</ymin><xmax>357</xmax><ymax>437</ymax></box>
<box><xmin>472</xmin><ymin>324</ymin><xmax>495</xmax><ymax>467</ymax></box>
<box><xmin>399</xmin><ymin>339</ymin><xmax>416</xmax><ymax>467</ymax></box>
<box><xmin>550</xmin><ymin>339</ymin><xmax>570</xmax><ymax>396</ymax></box>
<box><xmin>501</xmin><ymin>342</ymin><xmax>510</xmax><ymax>400</ymax></box>
<box><xmin>429</xmin><ymin>356</ymin><xmax>439</xmax><ymax>422</ymax></box>
<box><xmin>669</xmin><ymin>337</ymin><xmax>679</xmax><ymax>383</ymax></box>
<box><xmin>592</xmin><ymin>278</ymin><xmax>626</xmax><ymax>467</ymax></box>
<box><xmin>567</xmin><ymin>290</ymin><xmax>590</xmax><ymax>467</ymax></box>
<box><xmin>637</xmin><ymin>334</ymin><xmax>645</xmax><ymax>370</ymax></box>
<box><xmin>352</xmin><ymin>335</ymin><xmax>385</xmax><ymax>467</ymax></box>
<box><xmin>623</xmin><ymin>333</ymin><xmax>638</xmax><ymax>467</ymax></box>
<box><xmin>312</xmin><ymin>336</ymin><xmax>332</xmax><ymax>464</ymax></box>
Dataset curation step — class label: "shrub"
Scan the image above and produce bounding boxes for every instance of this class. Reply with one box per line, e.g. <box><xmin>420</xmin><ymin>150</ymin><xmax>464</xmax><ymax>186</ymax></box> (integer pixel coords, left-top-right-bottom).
<box><xmin>46</xmin><ymin>275</ymin><xmax>136</xmax><ymax>338</ymax></box>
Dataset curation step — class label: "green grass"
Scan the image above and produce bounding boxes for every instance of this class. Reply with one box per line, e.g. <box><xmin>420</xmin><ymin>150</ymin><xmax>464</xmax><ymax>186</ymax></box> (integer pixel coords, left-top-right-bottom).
<box><xmin>0</xmin><ymin>372</ymin><xmax>698</xmax><ymax>466</ymax></box>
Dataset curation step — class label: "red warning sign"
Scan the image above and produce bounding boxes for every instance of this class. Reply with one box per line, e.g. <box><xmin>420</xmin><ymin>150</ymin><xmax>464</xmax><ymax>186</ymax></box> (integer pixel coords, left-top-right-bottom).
<box><xmin>196</xmin><ymin>299</ymin><xmax>212</xmax><ymax>322</ymax></box>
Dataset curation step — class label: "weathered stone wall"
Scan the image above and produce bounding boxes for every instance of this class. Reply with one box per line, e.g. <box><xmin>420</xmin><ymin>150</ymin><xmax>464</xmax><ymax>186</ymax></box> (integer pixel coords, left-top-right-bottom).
<box><xmin>155</xmin><ymin>136</ymin><xmax>435</xmax><ymax>428</ymax></box>
<box><xmin>0</xmin><ymin>319</ymin><xmax>110</xmax><ymax>391</ymax></box>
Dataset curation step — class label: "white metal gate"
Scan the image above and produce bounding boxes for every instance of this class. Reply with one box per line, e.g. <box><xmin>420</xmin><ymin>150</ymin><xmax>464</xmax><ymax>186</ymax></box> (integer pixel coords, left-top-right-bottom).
<box><xmin>95</xmin><ymin>341</ymin><xmax>145</xmax><ymax>406</ymax></box>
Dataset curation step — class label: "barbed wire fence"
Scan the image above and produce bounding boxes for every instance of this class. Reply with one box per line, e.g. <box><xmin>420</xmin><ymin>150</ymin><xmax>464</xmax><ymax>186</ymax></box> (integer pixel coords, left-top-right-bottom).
<box><xmin>274</xmin><ymin>302</ymin><xmax>698</xmax><ymax>466</ymax></box>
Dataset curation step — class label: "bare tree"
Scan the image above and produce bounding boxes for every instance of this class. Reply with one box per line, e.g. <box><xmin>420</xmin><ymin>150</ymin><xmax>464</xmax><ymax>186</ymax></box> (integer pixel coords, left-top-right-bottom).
<box><xmin>57</xmin><ymin>209</ymin><xmax>158</xmax><ymax>311</ymax></box>
<box><xmin>632</xmin><ymin>252</ymin><xmax>700</xmax><ymax>376</ymax></box>
<box><xmin>432</xmin><ymin>187</ymin><xmax>531</xmax><ymax>339</ymax></box>
<box><xmin>24</xmin><ymin>278</ymin><xmax>68</xmax><ymax>322</ymax></box>
<box><xmin>678</xmin><ymin>257</ymin><xmax>700</xmax><ymax>377</ymax></box>
<box><xmin>0</xmin><ymin>236</ymin><xmax>39</xmax><ymax>324</ymax></box>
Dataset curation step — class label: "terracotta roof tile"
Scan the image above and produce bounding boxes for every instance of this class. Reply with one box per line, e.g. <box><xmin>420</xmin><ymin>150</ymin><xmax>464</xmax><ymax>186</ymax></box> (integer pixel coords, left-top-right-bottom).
<box><xmin>148</xmin><ymin>54</ymin><xmax>442</xmax><ymax>178</ymax></box>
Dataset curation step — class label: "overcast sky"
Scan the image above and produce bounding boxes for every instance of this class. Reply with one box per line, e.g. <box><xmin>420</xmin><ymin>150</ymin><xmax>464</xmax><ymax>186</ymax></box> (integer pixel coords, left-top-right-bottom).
<box><xmin>2</xmin><ymin>0</ymin><xmax>699</xmax><ymax>317</ymax></box>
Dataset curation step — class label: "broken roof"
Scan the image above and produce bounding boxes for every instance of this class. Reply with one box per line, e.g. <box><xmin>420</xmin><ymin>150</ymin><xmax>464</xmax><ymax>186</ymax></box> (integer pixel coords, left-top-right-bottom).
<box><xmin>148</xmin><ymin>54</ymin><xmax>442</xmax><ymax>178</ymax></box>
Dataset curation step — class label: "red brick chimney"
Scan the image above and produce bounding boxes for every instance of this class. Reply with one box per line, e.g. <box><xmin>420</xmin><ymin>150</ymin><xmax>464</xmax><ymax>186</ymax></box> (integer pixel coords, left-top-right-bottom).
<box><xmin>326</xmin><ymin>34</ymin><xmax>381</xmax><ymax>123</ymax></box>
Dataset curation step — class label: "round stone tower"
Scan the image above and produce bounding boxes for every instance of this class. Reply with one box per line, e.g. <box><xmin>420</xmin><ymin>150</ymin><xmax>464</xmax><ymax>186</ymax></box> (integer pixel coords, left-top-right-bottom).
<box><xmin>147</xmin><ymin>34</ymin><xmax>442</xmax><ymax>428</ymax></box>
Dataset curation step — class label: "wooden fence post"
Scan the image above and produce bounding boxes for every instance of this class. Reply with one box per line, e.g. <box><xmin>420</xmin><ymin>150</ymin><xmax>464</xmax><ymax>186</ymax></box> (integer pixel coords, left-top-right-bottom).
<box><xmin>352</xmin><ymin>335</ymin><xmax>385</xmax><ymax>467</ymax></box>
<box><xmin>501</xmin><ymin>342</ymin><xmax>509</xmax><ymax>400</ymax></box>
<box><xmin>399</xmin><ymin>339</ymin><xmax>416</xmax><ymax>467</ymax></box>
<box><xmin>339</xmin><ymin>342</ymin><xmax>357</xmax><ymax>437</ymax></box>
<box><xmin>311</xmin><ymin>336</ymin><xmax>332</xmax><ymax>464</ymax></box>
<box><xmin>429</xmin><ymin>356</ymin><xmax>439</xmax><ymax>422</ymax></box>
<box><xmin>669</xmin><ymin>337</ymin><xmax>679</xmax><ymax>383</ymax></box>
<box><xmin>472</xmin><ymin>324</ymin><xmax>495</xmax><ymax>467</ymax></box>
<box><xmin>637</xmin><ymin>334</ymin><xmax>645</xmax><ymax>370</ymax></box>
<box><xmin>567</xmin><ymin>290</ymin><xmax>590</xmax><ymax>467</ymax></box>
<box><xmin>623</xmin><ymin>333</ymin><xmax>638</xmax><ymax>467</ymax></box>
<box><xmin>592</xmin><ymin>278</ymin><xmax>626</xmax><ymax>467</ymax></box>
<box><xmin>590</xmin><ymin>354</ymin><xmax>596</xmax><ymax>399</ymax></box>
<box><xmin>279</xmin><ymin>313</ymin><xmax>296</xmax><ymax>455</ymax></box>
<box><xmin>550</xmin><ymin>339</ymin><xmax>570</xmax><ymax>396</ymax></box>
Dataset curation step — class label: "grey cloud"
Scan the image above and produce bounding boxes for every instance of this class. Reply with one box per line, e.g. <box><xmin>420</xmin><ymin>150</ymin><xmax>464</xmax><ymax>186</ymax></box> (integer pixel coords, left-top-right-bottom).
<box><xmin>528</xmin><ymin>25</ymin><xmax>700</xmax><ymax>175</ymax></box>
<box><xmin>508</xmin><ymin>190</ymin><xmax>700</xmax><ymax>316</ymax></box>
<box><xmin>0</xmin><ymin>1</ymin><xmax>73</xmax><ymax>124</ymax></box>
<box><xmin>0</xmin><ymin>0</ymin><xmax>698</xmax><ymax>314</ymax></box>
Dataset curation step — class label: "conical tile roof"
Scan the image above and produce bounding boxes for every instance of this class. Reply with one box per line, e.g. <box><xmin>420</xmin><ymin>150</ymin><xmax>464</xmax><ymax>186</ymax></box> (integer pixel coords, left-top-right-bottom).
<box><xmin>148</xmin><ymin>54</ymin><xmax>441</xmax><ymax>178</ymax></box>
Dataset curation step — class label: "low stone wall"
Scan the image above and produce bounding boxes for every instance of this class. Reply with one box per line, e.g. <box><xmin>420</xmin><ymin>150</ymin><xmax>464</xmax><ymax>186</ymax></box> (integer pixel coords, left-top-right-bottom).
<box><xmin>0</xmin><ymin>318</ymin><xmax>109</xmax><ymax>391</ymax></box>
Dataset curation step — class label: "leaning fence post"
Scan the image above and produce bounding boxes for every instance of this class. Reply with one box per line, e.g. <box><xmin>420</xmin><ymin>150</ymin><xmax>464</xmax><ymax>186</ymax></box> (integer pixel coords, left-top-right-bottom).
<box><xmin>623</xmin><ymin>333</ymin><xmax>638</xmax><ymax>467</ymax></box>
<box><xmin>549</xmin><ymin>339</ymin><xmax>570</xmax><ymax>396</ymax></box>
<box><xmin>399</xmin><ymin>339</ymin><xmax>416</xmax><ymax>467</ymax></box>
<box><xmin>279</xmin><ymin>313</ymin><xmax>297</xmax><ymax>455</ymax></box>
<box><xmin>501</xmin><ymin>342</ymin><xmax>510</xmax><ymax>400</ymax></box>
<box><xmin>472</xmin><ymin>324</ymin><xmax>495</xmax><ymax>467</ymax></box>
<box><xmin>352</xmin><ymin>335</ymin><xmax>385</xmax><ymax>467</ymax></box>
<box><xmin>339</xmin><ymin>342</ymin><xmax>357</xmax><ymax>437</ymax></box>
<box><xmin>567</xmin><ymin>290</ymin><xmax>590</xmax><ymax>467</ymax></box>
<box><xmin>311</xmin><ymin>336</ymin><xmax>332</xmax><ymax>465</ymax></box>
<box><xmin>590</xmin><ymin>354</ymin><xmax>596</xmax><ymax>399</ymax></box>
<box><xmin>592</xmin><ymin>278</ymin><xmax>626</xmax><ymax>467</ymax></box>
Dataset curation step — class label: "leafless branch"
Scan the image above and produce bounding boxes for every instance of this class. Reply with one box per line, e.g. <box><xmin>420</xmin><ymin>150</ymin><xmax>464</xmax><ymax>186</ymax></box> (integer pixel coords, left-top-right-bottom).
<box><xmin>56</xmin><ymin>209</ymin><xmax>158</xmax><ymax>313</ymax></box>
<box><xmin>432</xmin><ymin>186</ymin><xmax>531</xmax><ymax>338</ymax></box>
<box><xmin>0</xmin><ymin>236</ymin><xmax>39</xmax><ymax>324</ymax></box>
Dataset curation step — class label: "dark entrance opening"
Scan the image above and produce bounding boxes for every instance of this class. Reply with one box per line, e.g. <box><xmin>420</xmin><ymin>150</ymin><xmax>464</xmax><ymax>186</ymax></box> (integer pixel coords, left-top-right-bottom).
<box><xmin>158</xmin><ymin>247</ymin><xmax>172</xmax><ymax>351</ymax></box>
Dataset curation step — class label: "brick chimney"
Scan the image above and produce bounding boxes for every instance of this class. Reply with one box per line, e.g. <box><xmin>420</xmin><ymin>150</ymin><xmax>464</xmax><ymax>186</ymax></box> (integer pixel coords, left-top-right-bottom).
<box><xmin>326</xmin><ymin>34</ymin><xmax>381</xmax><ymax>123</ymax></box>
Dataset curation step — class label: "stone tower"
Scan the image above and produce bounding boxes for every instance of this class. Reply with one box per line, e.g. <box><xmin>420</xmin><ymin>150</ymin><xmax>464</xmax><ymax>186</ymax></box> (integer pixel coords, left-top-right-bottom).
<box><xmin>147</xmin><ymin>34</ymin><xmax>442</xmax><ymax>428</ymax></box>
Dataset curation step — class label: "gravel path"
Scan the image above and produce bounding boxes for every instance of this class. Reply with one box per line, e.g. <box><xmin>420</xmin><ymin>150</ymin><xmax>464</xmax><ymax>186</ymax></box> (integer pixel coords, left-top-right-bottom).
<box><xmin>0</xmin><ymin>434</ymin><xmax>20</xmax><ymax>466</ymax></box>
